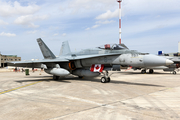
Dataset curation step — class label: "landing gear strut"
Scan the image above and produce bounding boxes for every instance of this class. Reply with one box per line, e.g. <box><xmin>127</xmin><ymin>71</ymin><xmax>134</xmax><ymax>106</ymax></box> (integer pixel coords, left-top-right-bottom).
<box><xmin>101</xmin><ymin>70</ymin><xmax>111</xmax><ymax>83</ymax></box>
<box><xmin>53</xmin><ymin>75</ymin><xmax>59</xmax><ymax>80</ymax></box>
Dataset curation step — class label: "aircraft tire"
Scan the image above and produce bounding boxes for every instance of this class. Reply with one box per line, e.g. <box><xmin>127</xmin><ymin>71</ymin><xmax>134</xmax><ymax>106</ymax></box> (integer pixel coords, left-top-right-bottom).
<box><xmin>53</xmin><ymin>75</ymin><xmax>59</xmax><ymax>80</ymax></box>
<box><xmin>149</xmin><ymin>69</ymin><xmax>154</xmax><ymax>74</ymax></box>
<box><xmin>79</xmin><ymin>76</ymin><xmax>83</xmax><ymax>79</ymax></box>
<box><xmin>141</xmin><ymin>70</ymin><xmax>146</xmax><ymax>74</ymax></box>
<box><xmin>101</xmin><ymin>77</ymin><xmax>107</xmax><ymax>83</ymax></box>
<box><xmin>107</xmin><ymin>77</ymin><xmax>111</xmax><ymax>82</ymax></box>
<box><xmin>173</xmin><ymin>71</ymin><xmax>177</xmax><ymax>75</ymax></box>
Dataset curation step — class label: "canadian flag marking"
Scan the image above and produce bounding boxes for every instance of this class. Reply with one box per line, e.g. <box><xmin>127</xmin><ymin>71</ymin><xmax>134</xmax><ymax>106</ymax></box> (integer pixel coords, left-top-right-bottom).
<box><xmin>90</xmin><ymin>64</ymin><xmax>104</xmax><ymax>72</ymax></box>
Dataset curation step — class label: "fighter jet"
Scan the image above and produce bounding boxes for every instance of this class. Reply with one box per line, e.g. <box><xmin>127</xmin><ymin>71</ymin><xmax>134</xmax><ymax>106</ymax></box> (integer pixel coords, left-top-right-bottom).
<box><xmin>132</xmin><ymin>53</ymin><xmax>180</xmax><ymax>74</ymax></box>
<box><xmin>159</xmin><ymin>56</ymin><xmax>180</xmax><ymax>74</ymax></box>
<box><xmin>8</xmin><ymin>38</ymin><xmax>174</xmax><ymax>83</ymax></box>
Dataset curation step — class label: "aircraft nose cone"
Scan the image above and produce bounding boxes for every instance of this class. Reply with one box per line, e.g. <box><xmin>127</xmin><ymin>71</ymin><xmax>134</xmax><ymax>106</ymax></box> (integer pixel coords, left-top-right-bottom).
<box><xmin>143</xmin><ymin>54</ymin><xmax>173</xmax><ymax>67</ymax></box>
<box><xmin>166</xmin><ymin>59</ymin><xmax>174</xmax><ymax>66</ymax></box>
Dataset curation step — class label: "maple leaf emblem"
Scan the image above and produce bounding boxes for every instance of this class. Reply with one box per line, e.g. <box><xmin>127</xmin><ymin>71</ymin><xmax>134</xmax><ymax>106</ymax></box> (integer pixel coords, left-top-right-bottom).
<box><xmin>95</xmin><ymin>65</ymin><xmax>100</xmax><ymax>70</ymax></box>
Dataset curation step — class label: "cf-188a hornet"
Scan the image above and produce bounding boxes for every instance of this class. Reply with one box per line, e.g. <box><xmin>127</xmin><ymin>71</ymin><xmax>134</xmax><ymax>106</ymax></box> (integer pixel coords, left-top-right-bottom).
<box><xmin>8</xmin><ymin>38</ymin><xmax>174</xmax><ymax>83</ymax></box>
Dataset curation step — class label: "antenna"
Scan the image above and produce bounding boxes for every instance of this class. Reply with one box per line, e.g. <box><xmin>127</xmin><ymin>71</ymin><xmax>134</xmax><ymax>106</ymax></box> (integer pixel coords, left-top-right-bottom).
<box><xmin>117</xmin><ymin>0</ymin><xmax>122</xmax><ymax>44</ymax></box>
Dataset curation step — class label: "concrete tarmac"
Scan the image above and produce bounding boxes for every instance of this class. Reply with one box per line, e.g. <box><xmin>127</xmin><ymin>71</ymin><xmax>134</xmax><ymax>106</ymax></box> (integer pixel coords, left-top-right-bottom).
<box><xmin>0</xmin><ymin>69</ymin><xmax>180</xmax><ymax>120</ymax></box>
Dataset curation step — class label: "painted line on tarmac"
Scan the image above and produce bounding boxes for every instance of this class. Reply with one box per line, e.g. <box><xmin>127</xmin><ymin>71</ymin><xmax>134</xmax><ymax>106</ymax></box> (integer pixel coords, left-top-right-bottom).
<box><xmin>58</xmin><ymin>94</ymin><xmax>114</xmax><ymax>108</ymax></box>
<box><xmin>0</xmin><ymin>81</ymin><xmax>42</xmax><ymax>95</ymax></box>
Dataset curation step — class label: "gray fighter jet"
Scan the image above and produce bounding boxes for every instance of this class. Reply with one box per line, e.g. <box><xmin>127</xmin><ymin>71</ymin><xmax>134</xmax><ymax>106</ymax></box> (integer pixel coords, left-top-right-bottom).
<box><xmin>159</xmin><ymin>56</ymin><xmax>180</xmax><ymax>74</ymax></box>
<box><xmin>8</xmin><ymin>38</ymin><xmax>174</xmax><ymax>83</ymax></box>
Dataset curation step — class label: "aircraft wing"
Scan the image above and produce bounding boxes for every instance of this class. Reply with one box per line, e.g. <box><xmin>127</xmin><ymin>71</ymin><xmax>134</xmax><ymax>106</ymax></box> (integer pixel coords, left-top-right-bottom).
<box><xmin>8</xmin><ymin>58</ymin><xmax>69</xmax><ymax>68</ymax></box>
<box><xmin>11</xmin><ymin>58</ymin><xmax>69</xmax><ymax>63</ymax></box>
<box><xmin>8</xmin><ymin>53</ymin><xmax>121</xmax><ymax>68</ymax></box>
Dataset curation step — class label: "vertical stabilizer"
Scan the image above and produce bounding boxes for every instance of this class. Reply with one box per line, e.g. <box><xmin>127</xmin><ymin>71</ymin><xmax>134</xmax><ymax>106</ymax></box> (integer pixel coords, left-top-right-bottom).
<box><xmin>37</xmin><ymin>38</ymin><xmax>56</xmax><ymax>59</ymax></box>
<box><xmin>59</xmin><ymin>41</ymin><xmax>71</xmax><ymax>56</ymax></box>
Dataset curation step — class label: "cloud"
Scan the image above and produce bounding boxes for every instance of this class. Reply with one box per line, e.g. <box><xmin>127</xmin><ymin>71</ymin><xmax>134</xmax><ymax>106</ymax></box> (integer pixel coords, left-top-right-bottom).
<box><xmin>96</xmin><ymin>9</ymin><xmax>118</xmax><ymax>20</ymax></box>
<box><xmin>96</xmin><ymin>20</ymin><xmax>115</xmax><ymax>24</ymax></box>
<box><xmin>123</xmin><ymin>0</ymin><xmax>180</xmax><ymax>16</ymax></box>
<box><xmin>85</xmin><ymin>24</ymin><xmax>101</xmax><ymax>30</ymax></box>
<box><xmin>54</xmin><ymin>33</ymin><xmax>59</xmax><ymax>36</ymax></box>
<box><xmin>0</xmin><ymin>19</ymin><xmax>8</xmax><ymax>25</ymax></box>
<box><xmin>62</xmin><ymin>33</ymin><xmax>66</xmax><ymax>36</ymax></box>
<box><xmin>27</xmin><ymin>30</ymin><xmax>38</xmax><ymax>34</ymax></box>
<box><xmin>14</xmin><ymin>15</ymin><xmax>49</xmax><ymax>28</ymax></box>
<box><xmin>57</xmin><ymin>0</ymin><xmax>180</xmax><ymax>20</ymax></box>
<box><xmin>64</xmin><ymin>0</ymin><xmax>117</xmax><ymax>15</ymax></box>
<box><xmin>85</xmin><ymin>28</ymin><xmax>90</xmax><ymax>30</ymax></box>
<box><xmin>28</xmin><ymin>23</ymin><xmax>39</xmax><ymax>28</ymax></box>
<box><xmin>0</xmin><ymin>1</ymin><xmax>40</xmax><ymax>17</ymax></box>
<box><xmin>0</xmin><ymin>32</ymin><xmax>16</xmax><ymax>37</ymax></box>
<box><xmin>123</xmin><ymin>16</ymin><xmax>180</xmax><ymax>36</ymax></box>
<box><xmin>92</xmin><ymin>25</ymin><xmax>100</xmax><ymax>29</ymax></box>
<box><xmin>85</xmin><ymin>20</ymin><xmax>114</xmax><ymax>31</ymax></box>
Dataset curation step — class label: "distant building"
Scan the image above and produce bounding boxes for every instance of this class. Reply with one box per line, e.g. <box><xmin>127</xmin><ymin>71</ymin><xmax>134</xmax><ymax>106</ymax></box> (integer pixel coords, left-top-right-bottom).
<box><xmin>0</xmin><ymin>54</ymin><xmax>21</xmax><ymax>68</ymax></box>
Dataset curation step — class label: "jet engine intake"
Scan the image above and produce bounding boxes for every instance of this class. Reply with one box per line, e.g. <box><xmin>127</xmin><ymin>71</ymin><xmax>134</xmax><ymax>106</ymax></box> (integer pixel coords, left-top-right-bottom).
<box><xmin>45</xmin><ymin>68</ymin><xmax>70</xmax><ymax>76</ymax></box>
<box><xmin>72</xmin><ymin>69</ymin><xmax>100</xmax><ymax>77</ymax></box>
<box><xmin>69</xmin><ymin>61</ymin><xmax>76</xmax><ymax>70</ymax></box>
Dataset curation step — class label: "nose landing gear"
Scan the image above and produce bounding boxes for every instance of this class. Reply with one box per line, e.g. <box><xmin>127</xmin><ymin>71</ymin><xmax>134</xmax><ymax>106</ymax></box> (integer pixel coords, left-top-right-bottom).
<box><xmin>101</xmin><ymin>70</ymin><xmax>111</xmax><ymax>83</ymax></box>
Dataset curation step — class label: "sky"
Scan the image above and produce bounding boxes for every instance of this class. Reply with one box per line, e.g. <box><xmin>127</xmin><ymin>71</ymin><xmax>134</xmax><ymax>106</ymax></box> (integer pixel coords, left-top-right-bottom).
<box><xmin>0</xmin><ymin>0</ymin><xmax>180</xmax><ymax>60</ymax></box>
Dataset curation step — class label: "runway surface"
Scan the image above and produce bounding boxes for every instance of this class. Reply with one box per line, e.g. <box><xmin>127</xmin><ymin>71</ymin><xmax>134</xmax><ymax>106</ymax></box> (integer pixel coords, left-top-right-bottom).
<box><xmin>0</xmin><ymin>70</ymin><xmax>180</xmax><ymax>120</ymax></box>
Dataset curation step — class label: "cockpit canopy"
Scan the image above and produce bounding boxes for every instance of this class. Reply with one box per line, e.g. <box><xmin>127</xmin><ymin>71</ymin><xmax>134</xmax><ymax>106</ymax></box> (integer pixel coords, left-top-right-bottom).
<box><xmin>97</xmin><ymin>43</ymin><xmax>129</xmax><ymax>50</ymax></box>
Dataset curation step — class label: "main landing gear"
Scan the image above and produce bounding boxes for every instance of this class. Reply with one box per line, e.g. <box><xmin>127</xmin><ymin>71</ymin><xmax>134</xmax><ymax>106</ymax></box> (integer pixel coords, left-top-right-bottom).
<box><xmin>141</xmin><ymin>69</ymin><xmax>154</xmax><ymax>74</ymax></box>
<box><xmin>53</xmin><ymin>75</ymin><xmax>59</xmax><ymax>80</ymax></box>
<box><xmin>172</xmin><ymin>71</ymin><xmax>177</xmax><ymax>75</ymax></box>
<box><xmin>149</xmin><ymin>69</ymin><xmax>154</xmax><ymax>74</ymax></box>
<box><xmin>101</xmin><ymin>70</ymin><xmax>111</xmax><ymax>83</ymax></box>
<box><xmin>141</xmin><ymin>69</ymin><xmax>146</xmax><ymax>74</ymax></box>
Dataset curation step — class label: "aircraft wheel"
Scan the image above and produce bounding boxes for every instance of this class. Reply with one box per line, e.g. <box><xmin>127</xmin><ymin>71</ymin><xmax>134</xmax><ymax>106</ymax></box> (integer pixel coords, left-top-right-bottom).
<box><xmin>101</xmin><ymin>77</ymin><xmax>107</xmax><ymax>83</ymax></box>
<box><xmin>53</xmin><ymin>75</ymin><xmax>56</xmax><ymax>80</ymax></box>
<box><xmin>53</xmin><ymin>75</ymin><xmax>59</xmax><ymax>80</ymax></box>
<box><xmin>141</xmin><ymin>70</ymin><xmax>146</xmax><ymax>74</ymax></box>
<box><xmin>173</xmin><ymin>71</ymin><xmax>177</xmax><ymax>75</ymax></box>
<box><xmin>107</xmin><ymin>77</ymin><xmax>111</xmax><ymax>83</ymax></box>
<box><xmin>149</xmin><ymin>69</ymin><xmax>154</xmax><ymax>74</ymax></box>
<box><xmin>79</xmin><ymin>76</ymin><xmax>83</xmax><ymax>79</ymax></box>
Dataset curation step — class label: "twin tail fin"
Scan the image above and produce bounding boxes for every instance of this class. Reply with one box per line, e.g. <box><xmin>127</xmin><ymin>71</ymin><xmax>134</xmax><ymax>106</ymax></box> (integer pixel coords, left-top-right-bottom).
<box><xmin>37</xmin><ymin>38</ymin><xmax>56</xmax><ymax>59</ymax></box>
